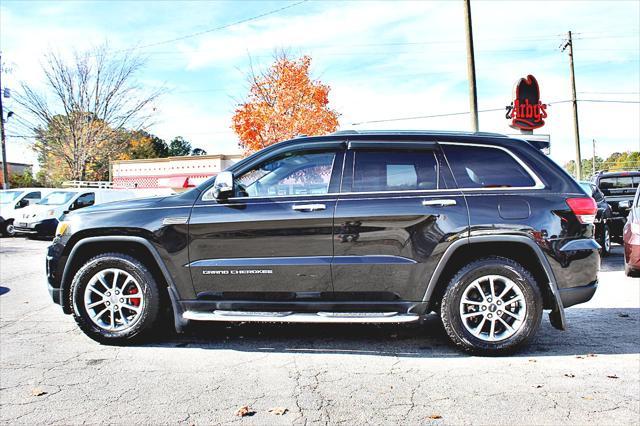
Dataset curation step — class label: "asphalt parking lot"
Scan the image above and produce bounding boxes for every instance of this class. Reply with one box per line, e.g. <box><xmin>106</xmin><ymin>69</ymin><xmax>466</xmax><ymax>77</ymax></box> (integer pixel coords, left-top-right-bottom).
<box><xmin>1</xmin><ymin>237</ymin><xmax>638</xmax><ymax>425</ymax></box>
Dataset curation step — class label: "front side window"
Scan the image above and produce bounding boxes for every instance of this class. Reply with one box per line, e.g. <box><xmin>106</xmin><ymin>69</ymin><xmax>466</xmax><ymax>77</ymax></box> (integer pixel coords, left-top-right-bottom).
<box><xmin>74</xmin><ymin>193</ymin><xmax>95</xmax><ymax>209</ymax></box>
<box><xmin>236</xmin><ymin>151</ymin><xmax>336</xmax><ymax>197</ymax></box>
<box><xmin>25</xmin><ymin>191</ymin><xmax>41</xmax><ymax>200</ymax></box>
<box><xmin>352</xmin><ymin>150</ymin><xmax>439</xmax><ymax>192</ymax></box>
<box><xmin>443</xmin><ymin>145</ymin><xmax>536</xmax><ymax>188</ymax></box>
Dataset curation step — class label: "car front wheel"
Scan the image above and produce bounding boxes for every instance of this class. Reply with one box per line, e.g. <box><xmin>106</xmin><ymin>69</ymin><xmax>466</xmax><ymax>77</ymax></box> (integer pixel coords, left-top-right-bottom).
<box><xmin>70</xmin><ymin>253</ymin><xmax>161</xmax><ymax>344</ymax></box>
<box><xmin>440</xmin><ymin>256</ymin><xmax>543</xmax><ymax>355</ymax></box>
<box><xmin>600</xmin><ymin>223</ymin><xmax>611</xmax><ymax>256</ymax></box>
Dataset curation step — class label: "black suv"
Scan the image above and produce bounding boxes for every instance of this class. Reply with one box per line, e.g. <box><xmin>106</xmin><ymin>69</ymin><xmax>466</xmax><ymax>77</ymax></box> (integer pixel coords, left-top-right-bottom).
<box><xmin>46</xmin><ymin>131</ymin><xmax>600</xmax><ymax>354</ymax></box>
<box><xmin>593</xmin><ymin>170</ymin><xmax>640</xmax><ymax>242</ymax></box>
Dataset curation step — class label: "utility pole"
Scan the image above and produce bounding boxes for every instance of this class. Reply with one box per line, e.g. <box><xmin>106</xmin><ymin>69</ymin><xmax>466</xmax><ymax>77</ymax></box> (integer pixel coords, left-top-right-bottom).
<box><xmin>0</xmin><ymin>53</ymin><xmax>9</xmax><ymax>189</ymax></box>
<box><xmin>592</xmin><ymin>139</ymin><xmax>596</xmax><ymax>177</ymax></box>
<box><xmin>463</xmin><ymin>0</ymin><xmax>479</xmax><ymax>132</ymax></box>
<box><xmin>562</xmin><ymin>31</ymin><xmax>582</xmax><ymax>180</ymax></box>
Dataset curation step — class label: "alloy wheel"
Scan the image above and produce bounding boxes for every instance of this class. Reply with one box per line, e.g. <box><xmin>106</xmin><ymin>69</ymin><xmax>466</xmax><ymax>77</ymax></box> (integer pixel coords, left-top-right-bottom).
<box><xmin>83</xmin><ymin>268</ymin><xmax>144</xmax><ymax>332</ymax></box>
<box><xmin>459</xmin><ymin>274</ymin><xmax>527</xmax><ymax>342</ymax></box>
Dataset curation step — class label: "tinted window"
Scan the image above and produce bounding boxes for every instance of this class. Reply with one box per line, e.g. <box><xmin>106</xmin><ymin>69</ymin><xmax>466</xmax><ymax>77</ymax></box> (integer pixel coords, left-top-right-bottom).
<box><xmin>237</xmin><ymin>151</ymin><xmax>335</xmax><ymax>197</ymax></box>
<box><xmin>74</xmin><ymin>193</ymin><xmax>95</xmax><ymax>209</ymax></box>
<box><xmin>25</xmin><ymin>191</ymin><xmax>41</xmax><ymax>200</ymax></box>
<box><xmin>38</xmin><ymin>191</ymin><xmax>76</xmax><ymax>206</ymax></box>
<box><xmin>599</xmin><ymin>176</ymin><xmax>640</xmax><ymax>189</ymax></box>
<box><xmin>353</xmin><ymin>151</ymin><xmax>439</xmax><ymax>192</ymax></box>
<box><xmin>443</xmin><ymin>145</ymin><xmax>536</xmax><ymax>188</ymax></box>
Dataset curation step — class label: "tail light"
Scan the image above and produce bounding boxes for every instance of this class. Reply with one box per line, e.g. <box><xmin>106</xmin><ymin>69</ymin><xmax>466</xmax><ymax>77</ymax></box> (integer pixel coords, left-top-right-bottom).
<box><xmin>566</xmin><ymin>197</ymin><xmax>597</xmax><ymax>224</ymax></box>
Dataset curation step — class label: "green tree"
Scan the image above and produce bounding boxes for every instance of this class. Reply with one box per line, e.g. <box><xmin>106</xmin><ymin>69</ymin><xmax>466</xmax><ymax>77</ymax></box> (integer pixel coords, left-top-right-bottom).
<box><xmin>168</xmin><ymin>136</ymin><xmax>192</xmax><ymax>156</ymax></box>
<box><xmin>191</xmin><ymin>147</ymin><xmax>207</xmax><ymax>156</ymax></box>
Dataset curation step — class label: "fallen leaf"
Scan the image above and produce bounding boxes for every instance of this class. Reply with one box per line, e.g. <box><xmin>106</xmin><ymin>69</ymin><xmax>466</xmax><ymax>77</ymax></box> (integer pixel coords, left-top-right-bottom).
<box><xmin>587</xmin><ymin>353</ymin><xmax>597</xmax><ymax>358</ymax></box>
<box><xmin>582</xmin><ymin>396</ymin><xmax>594</xmax><ymax>400</ymax></box>
<box><xmin>534</xmin><ymin>385</ymin><xmax>543</xmax><ymax>388</ymax></box>
<box><xmin>618</xmin><ymin>313</ymin><xmax>629</xmax><ymax>318</ymax></box>
<box><xmin>607</xmin><ymin>374</ymin><xmax>619</xmax><ymax>379</ymax></box>
<box><xmin>528</xmin><ymin>359</ymin><xmax>537</xmax><ymax>363</ymax></box>
<box><xmin>576</xmin><ymin>356</ymin><xmax>585</xmax><ymax>359</ymax></box>
<box><xmin>235</xmin><ymin>405</ymin><xmax>255</xmax><ymax>417</ymax></box>
<box><xmin>31</xmin><ymin>388</ymin><xmax>47</xmax><ymax>397</ymax></box>
<box><xmin>564</xmin><ymin>373</ymin><xmax>575</xmax><ymax>378</ymax></box>
<box><xmin>428</xmin><ymin>414</ymin><xmax>443</xmax><ymax>420</ymax></box>
<box><xmin>268</xmin><ymin>407</ymin><xmax>288</xmax><ymax>415</ymax></box>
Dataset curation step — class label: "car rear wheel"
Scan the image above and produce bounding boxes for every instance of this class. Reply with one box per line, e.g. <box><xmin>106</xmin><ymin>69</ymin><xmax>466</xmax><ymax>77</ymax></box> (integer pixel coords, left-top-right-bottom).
<box><xmin>440</xmin><ymin>256</ymin><xmax>543</xmax><ymax>355</ymax></box>
<box><xmin>70</xmin><ymin>253</ymin><xmax>161</xmax><ymax>344</ymax></box>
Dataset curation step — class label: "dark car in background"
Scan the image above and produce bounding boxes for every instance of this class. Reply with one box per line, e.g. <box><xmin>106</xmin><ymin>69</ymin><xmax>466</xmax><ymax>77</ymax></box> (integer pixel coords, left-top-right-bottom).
<box><xmin>579</xmin><ymin>181</ymin><xmax>613</xmax><ymax>255</ymax></box>
<box><xmin>623</xmin><ymin>185</ymin><xmax>640</xmax><ymax>277</ymax></box>
<box><xmin>45</xmin><ymin>131</ymin><xmax>600</xmax><ymax>355</ymax></box>
<box><xmin>593</xmin><ymin>171</ymin><xmax>640</xmax><ymax>242</ymax></box>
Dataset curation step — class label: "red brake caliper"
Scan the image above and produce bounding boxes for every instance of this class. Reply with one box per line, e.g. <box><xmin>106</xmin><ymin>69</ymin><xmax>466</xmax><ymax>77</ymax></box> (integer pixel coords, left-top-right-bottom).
<box><xmin>127</xmin><ymin>287</ymin><xmax>141</xmax><ymax>307</ymax></box>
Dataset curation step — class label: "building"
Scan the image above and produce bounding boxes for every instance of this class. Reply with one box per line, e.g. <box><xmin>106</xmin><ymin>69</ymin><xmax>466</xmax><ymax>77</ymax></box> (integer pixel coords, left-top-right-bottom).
<box><xmin>0</xmin><ymin>162</ymin><xmax>33</xmax><ymax>186</ymax></box>
<box><xmin>110</xmin><ymin>154</ymin><xmax>243</xmax><ymax>190</ymax></box>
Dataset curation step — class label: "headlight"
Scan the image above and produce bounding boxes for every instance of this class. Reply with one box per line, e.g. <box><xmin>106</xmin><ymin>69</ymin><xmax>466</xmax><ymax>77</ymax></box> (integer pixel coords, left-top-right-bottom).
<box><xmin>55</xmin><ymin>221</ymin><xmax>70</xmax><ymax>236</ymax></box>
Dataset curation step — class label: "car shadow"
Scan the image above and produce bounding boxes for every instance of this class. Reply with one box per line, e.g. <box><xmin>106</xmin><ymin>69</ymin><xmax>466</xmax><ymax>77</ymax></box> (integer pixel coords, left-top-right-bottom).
<box><xmin>142</xmin><ymin>307</ymin><xmax>639</xmax><ymax>358</ymax></box>
<box><xmin>138</xmin><ymin>245</ymin><xmax>636</xmax><ymax>357</ymax></box>
<box><xmin>0</xmin><ymin>286</ymin><xmax>9</xmax><ymax>296</ymax></box>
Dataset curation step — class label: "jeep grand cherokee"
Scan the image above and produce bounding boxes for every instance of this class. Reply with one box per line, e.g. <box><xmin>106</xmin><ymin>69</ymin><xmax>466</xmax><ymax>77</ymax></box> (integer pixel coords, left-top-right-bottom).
<box><xmin>46</xmin><ymin>131</ymin><xmax>600</xmax><ymax>354</ymax></box>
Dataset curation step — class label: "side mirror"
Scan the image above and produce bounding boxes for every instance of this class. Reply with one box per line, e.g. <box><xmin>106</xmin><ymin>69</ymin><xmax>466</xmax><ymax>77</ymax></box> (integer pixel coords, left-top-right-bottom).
<box><xmin>212</xmin><ymin>171</ymin><xmax>234</xmax><ymax>200</ymax></box>
<box><xmin>16</xmin><ymin>199</ymin><xmax>29</xmax><ymax>208</ymax></box>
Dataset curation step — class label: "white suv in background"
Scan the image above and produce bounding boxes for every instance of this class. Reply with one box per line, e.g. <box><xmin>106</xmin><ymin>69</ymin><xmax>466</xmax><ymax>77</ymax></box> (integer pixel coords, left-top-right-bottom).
<box><xmin>14</xmin><ymin>188</ymin><xmax>137</xmax><ymax>238</ymax></box>
<box><xmin>0</xmin><ymin>188</ymin><xmax>54</xmax><ymax>237</ymax></box>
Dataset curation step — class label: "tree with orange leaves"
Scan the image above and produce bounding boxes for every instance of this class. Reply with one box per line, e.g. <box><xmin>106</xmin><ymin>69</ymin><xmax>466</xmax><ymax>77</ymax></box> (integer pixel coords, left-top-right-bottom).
<box><xmin>232</xmin><ymin>54</ymin><xmax>340</xmax><ymax>154</ymax></box>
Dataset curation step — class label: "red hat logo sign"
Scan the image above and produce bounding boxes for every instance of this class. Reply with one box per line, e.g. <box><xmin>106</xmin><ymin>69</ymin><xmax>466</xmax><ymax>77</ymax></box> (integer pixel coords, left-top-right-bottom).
<box><xmin>505</xmin><ymin>75</ymin><xmax>547</xmax><ymax>130</ymax></box>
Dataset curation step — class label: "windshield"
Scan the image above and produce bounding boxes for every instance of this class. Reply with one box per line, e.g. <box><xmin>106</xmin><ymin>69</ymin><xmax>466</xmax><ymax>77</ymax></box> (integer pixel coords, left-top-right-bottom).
<box><xmin>0</xmin><ymin>191</ymin><xmax>23</xmax><ymax>204</ymax></box>
<box><xmin>38</xmin><ymin>191</ymin><xmax>76</xmax><ymax>206</ymax></box>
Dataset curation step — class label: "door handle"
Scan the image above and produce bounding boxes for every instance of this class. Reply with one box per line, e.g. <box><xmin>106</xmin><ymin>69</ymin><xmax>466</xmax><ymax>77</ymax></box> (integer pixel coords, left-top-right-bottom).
<box><xmin>422</xmin><ymin>199</ymin><xmax>457</xmax><ymax>207</ymax></box>
<box><xmin>292</xmin><ymin>203</ymin><xmax>326</xmax><ymax>212</ymax></box>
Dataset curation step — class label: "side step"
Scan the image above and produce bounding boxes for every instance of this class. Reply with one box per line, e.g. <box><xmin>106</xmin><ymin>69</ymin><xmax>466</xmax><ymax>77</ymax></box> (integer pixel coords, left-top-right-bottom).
<box><xmin>182</xmin><ymin>310</ymin><xmax>420</xmax><ymax>324</ymax></box>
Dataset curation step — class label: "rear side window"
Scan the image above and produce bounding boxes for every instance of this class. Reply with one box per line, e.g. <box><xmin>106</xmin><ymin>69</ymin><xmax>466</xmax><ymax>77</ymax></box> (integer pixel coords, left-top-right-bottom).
<box><xmin>598</xmin><ymin>176</ymin><xmax>640</xmax><ymax>189</ymax></box>
<box><xmin>24</xmin><ymin>191</ymin><xmax>41</xmax><ymax>200</ymax></box>
<box><xmin>443</xmin><ymin>145</ymin><xmax>536</xmax><ymax>188</ymax></box>
<box><xmin>352</xmin><ymin>150</ymin><xmax>439</xmax><ymax>192</ymax></box>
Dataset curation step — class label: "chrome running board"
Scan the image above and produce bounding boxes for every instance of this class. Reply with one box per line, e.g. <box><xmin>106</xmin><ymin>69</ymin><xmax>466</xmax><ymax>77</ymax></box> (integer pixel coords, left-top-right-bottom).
<box><xmin>182</xmin><ymin>310</ymin><xmax>420</xmax><ymax>323</ymax></box>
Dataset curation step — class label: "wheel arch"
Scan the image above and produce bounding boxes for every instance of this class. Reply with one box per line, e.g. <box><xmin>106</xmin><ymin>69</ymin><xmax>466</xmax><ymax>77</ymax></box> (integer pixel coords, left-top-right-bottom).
<box><xmin>424</xmin><ymin>235</ymin><xmax>566</xmax><ymax>330</ymax></box>
<box><xmin>60</xmin><ymin>236</ymin><xmax>185</xmax><ymax>329</ymax></box>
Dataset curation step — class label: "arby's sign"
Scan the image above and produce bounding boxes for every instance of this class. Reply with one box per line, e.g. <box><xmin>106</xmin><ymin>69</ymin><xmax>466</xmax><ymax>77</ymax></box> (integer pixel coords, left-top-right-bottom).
<box><xmin>505</xmin><ymin>75</ymin><xmax>548</xmax><ymax>130</ymax></box>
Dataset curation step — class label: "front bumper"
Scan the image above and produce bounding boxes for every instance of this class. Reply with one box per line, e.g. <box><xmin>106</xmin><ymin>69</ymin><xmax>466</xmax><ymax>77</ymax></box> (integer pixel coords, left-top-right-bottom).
<box><xmin>558</xmin><ymin>280</ymin><xmax>598</xmax><ymax>308</ymax></box>
<box><xmin>14</xmin><ymin>218</ymin><xmax>58</xmax><ymax>236</ymax></box>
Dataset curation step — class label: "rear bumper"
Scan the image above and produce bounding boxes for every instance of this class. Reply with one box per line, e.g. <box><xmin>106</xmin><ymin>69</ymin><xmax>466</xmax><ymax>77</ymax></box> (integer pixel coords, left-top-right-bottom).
<box><xmin>558</xmin><ymin>280</ymin><xmax>597</xmax><ymax>308</ymax></box>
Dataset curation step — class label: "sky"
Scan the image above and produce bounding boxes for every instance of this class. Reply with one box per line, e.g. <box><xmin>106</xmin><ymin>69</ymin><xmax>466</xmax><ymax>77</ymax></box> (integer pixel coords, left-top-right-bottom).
<box><xmin>1</xmin><ymin>0</ymin><xmax>639</xmax><ymax>169</ymax></box>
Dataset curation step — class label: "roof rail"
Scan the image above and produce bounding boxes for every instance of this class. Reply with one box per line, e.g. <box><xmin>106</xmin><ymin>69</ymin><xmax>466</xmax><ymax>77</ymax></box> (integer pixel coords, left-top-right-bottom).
<box><xmin>329</xmin><ymin>129</ymin><xmax>507</xmax><ymax>137</ymax></box>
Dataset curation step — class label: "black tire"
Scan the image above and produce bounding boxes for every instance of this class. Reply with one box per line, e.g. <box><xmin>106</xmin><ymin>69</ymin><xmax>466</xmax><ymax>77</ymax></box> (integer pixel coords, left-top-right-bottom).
<box><xmin>70</xmin><ymin>252</ymin><xmax>161</xmax><ymax>344</ymax></box>
<box><xmin>600</xmin><ymin>223</ymin><xmax>611</xmax><ymax>256</ymax></box>
<box><xmin>440</xmin><ymin>256</ymin><xmax>543</xmax><ymax>355</ymax></box>
<box><xmin>2</xmin><ymin>220</ymin><xmax>15</xmax><ymax>237</ymax></box>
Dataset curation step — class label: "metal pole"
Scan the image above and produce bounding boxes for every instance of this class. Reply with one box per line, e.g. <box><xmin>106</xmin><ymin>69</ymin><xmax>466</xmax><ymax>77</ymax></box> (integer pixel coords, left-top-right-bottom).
<box><xmin>592</xmin><ymin>139</ymin><xmax>596</xmax><ymax>177</ymax></box>
<box><xmin>463</xmin><ymin>0</ymin><xmax>479</xmax><ymax>132</ymax></box>
<box><xmin>0</xmin><ymin>53</ymin><xmax>9</xmax><ymax>189</ymax></box>
<box><xmin>567</xmin><ymin>31</ymin><xmax>582</xmax><ymax>180</ymax></box>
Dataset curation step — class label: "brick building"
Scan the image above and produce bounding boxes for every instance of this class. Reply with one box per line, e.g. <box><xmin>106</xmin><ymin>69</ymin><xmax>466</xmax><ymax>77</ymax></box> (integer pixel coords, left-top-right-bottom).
<box><xmin>110</xmin><ymin>154</ymin><xmax>242</xmax><ymax>190</ymax></box>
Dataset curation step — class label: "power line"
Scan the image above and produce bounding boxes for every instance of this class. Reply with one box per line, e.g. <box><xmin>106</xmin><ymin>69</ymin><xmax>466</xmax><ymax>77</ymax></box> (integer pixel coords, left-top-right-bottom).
<box><xmin>113</xmin><ymin>0</ymin><xmax>309</xmax><ymax>53</ymax></box>
<box><xmin>349</xmin><ymin>98</ymin><xmax>637</xmax><ymax>126</ymax></box>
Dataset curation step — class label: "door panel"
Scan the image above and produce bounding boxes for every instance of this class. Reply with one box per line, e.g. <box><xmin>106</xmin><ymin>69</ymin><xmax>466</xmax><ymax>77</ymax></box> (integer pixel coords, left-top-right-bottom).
<box><xmin>331</xmin><ymin>145</ymin><xmax>469</xmax><ymax>302</ymax></box>
<box><xmin>189</xmin><ymin>197</ymin><xmax>336</xmax><ymax>299</ymax></box>
<box><xmin>332</xmin><ymin>193</ymin><xmax>468</xmax><ymax>301</ymax></box>
<box><xmin>188</xmin><ymin>147</ymin><xmax>344</xmax><ymax>301</ymax></box>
